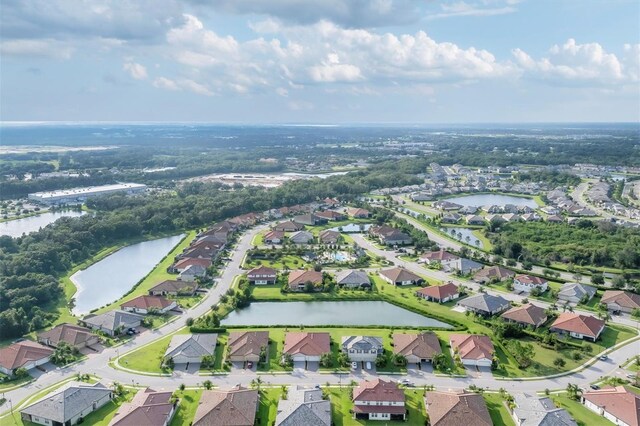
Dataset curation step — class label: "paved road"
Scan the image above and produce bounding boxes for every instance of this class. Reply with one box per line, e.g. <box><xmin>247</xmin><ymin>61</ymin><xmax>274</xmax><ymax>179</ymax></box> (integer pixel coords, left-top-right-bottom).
<box><xmin>572</xmin><ymin>180</ymin><xmax>640</xmax><ymax>224</ymax></box>
<box><xmin>2</xmin><ymin>223</ymin><xmax>639</xmax><ymax>416</ymax></box>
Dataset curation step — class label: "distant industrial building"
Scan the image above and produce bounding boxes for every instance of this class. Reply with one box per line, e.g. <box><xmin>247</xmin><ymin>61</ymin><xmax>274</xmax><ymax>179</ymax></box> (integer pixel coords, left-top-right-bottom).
<box><xmin>28</xmin><ymin>183</ymin><xmax>147</xmax><ymax>205</ymax></box>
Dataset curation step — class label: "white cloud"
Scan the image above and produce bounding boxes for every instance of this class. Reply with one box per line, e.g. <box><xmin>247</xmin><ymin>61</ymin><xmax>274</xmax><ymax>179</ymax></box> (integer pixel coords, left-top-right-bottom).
<box><xmin>428</xmin><ymin>0</ymin><xmax>520</xmax><ymax>20</ymax></box>
<box><xmin>153</xmin><ymin>77</ymin><xmax>180</xmax><ymax>91</ymax></box>
<box><xmin>513</xmin><ymin>39</ymin><xmax>638</xmax><ymax>86</ymax></box>
<box><xmin>123</xmin><ymin>62</ymin><xmax>148</xmax><ymax>80</ymax></box>
<box><xmin>309</xmin><ymin>53</ymin><xmax>362</xmax><ymax>82</ymax></box>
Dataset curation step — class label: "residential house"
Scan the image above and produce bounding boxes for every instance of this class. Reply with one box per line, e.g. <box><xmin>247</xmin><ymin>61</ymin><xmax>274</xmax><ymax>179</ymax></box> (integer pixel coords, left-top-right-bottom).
<box><xmin>341</xmin><ymin>336</ymin><xmax>383</xmax><ymax>363</ymax></box>
<box><xmin>601</xmin><ymin>290</ymin><xmax>640</xmax><ymax>314</ymax></box>
<box><xmin>192</xmin><ymin>386</ymin><xmax>259</xmax><ymax>426</ymax></box>
<box><xmin>120</xmin><ymin>295</ymin><xmax>177</xmax><ymax>315</ymax></box>
<box><xmin>323</xmin><ymin>197</ymin><xmax>340</xmax><ymax>208</ymax></box>
<box><xmin>393</xmin><ymin>332</ymin><xmax>442</xmax><ymax>364</ymax></box>
<box><xmin>288</xmin><ymin>270</ymin><xmax>324</xmax><ymax>291</ymax></box>
<box><xmin>419</xmin><ymin>249</ymin><xmax>459</xmax><ymax>265</ymax></box>
<box><xmin>369</xmin><ymin>225</ymin><xmax>413</xmax><ymax>246</ymax></box>
<box><xmin>546</xmin><ymin>215</ymin><xmax>564</xmax><ymax>223</ymax></box>
<box><xmin>289</xmin><ymin>230</ymin><xmax>314</xmax><ymax>244</ymax></box>
<box><xmin>424</xmin><ymin>390</ymin><xmax>492</xmax><ymax>426</ymax></box>
<box><xmin>347</xmin><ymin>208</ymin><xmax>371</xmax><ymax>218</ymax></box>
<box><xmin>227</xmin><ymin>331</ymin><xmax>269</xmax><ymax>364</ymax></box>
<box><xmin>379</xmin><ymin>267</ymin><xmax>424</xmax><ymax>286</ymax></box>
<box><xmin>263</xmin><ymin>230</ymin><xmax>285</xmax><ymax>244</ymax></box>
<box><xmin>511</xmin><ymin>392</ymin><xmax>576</xmax><ymax>426</ymax></box>
<box><xmin>336</xmin><ymin>270</ymin><xmax>371</xmax><ymax>289</ymax></box>
<box><xmin>274</xmin><ymin>221</ymin><xmax>304</xmax><ymax>232</ymax></box>
<box><xmin>457</xmin><ymin>294</ymin><xmax>511</xmax><ymax>316</ymax></box>
<box><xmin>473</xmin><ymin>266</ymin><xmax>515</xmax><ymax>284</ymax></box>
<box><xmin>171</xmin><ymin>257</ymin><xmax>211</xmax><ymax>274</ymax></box>
<box><xmin>315</xmin><ymin>210</ymin><xmax>346</xmax><ymax>221</ymax></box>
<box><xmin>294</xmin><ymin>214</ymin><xmax>327</xmax><ymax>226</ymax></box>
<box><xmin>513</xmin><ymin>275</ymin><xmax>549</xmax><ymax>293</ymax></box>
<box><xmin>37</xmin><ymin>323</ymin><xmax>99</xmax><ymax>350</ymax></box>
<box><xmin>0</xmin><ymin>341</ymin><xmax>53</xmax><ymax>375</ymax></box>
<box><xmin>415</xmin><ymin>282</ymin><xmax>460</xmax><ymax>303</ymax></box>
<box><xmin>109</xmin><ymin>388</ymin><xmax>177</xmax><ymax>426</ymax></box>
<box><xmin>179</xmin><ymin>264</ymin><xmax>207</xmax><ymax>282</ymax></box>
<box><xmin>441</xmin><ymin>213</ymin><xmax>462</xmax><ymax>224</ymax></box>
<box><xmin>148</xmin><ymin>280</ymin><xmax>198</xmax><ymax>296</ymax></box>
<box><xmin>557</xmin><ymin>283</ymin><xmax>597</xmax><ymax>304</ymax></box>
<box><xmin>582</xmin><ymin>386</ymin><xmax>639</xmax><ymax>426</ymax></box>
<box><xmin>501</xmin><ymin>303</ymin><xmax>548</xmax><ymax>328</ymax></box>
<box><xmin>318</xmin><ymin>229</ymin><xmax>341</xmax><ymax>244</ymax></box>
<box><xmin>20</xmin><ymin>382</ymin><xmax>113</xmax><ymax>426</ymax></box>
<box><xmin>283</xmin><ymin>332</ymin><xmax>330</xmax><ymax>364</ymax></box>
<box><xmin>466</xmin><ymin>215</ymin><xmax>486</xmax><ymax>225</ymax></box>
<box><xmin>80</xmin><ymin>310</ymin><xmax>144</xmax><ymax>336</ymax></box>
<box><xmin>246</xmin><ymin>266</ymin><xmax>277</xmax><ymax>285</ymax></box>
<box><xmin>352</xmin><ymin>379</ymin><xmax>406</xmax><ymax>421</ymax></box>
<box><xmin>276</xmin><ymin>386</ymin><xmax>331</xmax><ymax>426</ymax></box>
<box><xmin>550</xmin><ymin>313</ymin><xmax>605</xmax><ymax>342</ymax></box>
<box><xmin>441</xmin><ymin>258</ymin><xmax>483</xmax><ymax>275</ymax></box>
<box><xmin>434</xmin><ymin>200</ymin><xmax>463</xmax><ymax>211</ymax></box>
<box><xmin>449</xmin><ymin>334</ymin><xmax>495</xmax><ymax>367</ymax></box>
<box><xmin>460</xmin><ymin>205</ymin><xmax>479</xmax><ymax>214</ymax></box>
<box><xmin>163</xmin><ymin>333</ymin><xmax>217</xmax><ymax>365</ymax></box>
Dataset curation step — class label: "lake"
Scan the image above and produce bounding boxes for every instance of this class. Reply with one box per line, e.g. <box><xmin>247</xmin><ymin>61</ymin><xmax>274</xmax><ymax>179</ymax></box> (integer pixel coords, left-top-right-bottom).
<box><xmin>329</xmin><ymin>223</ymin><xmax>371</xmax><ymax>233</ymax></box>
<box><xmin>71</xmin><ymin>234</ymin><xmax>185</xmax><ymax>315</ymax></box>
<box><xmin>221</xmin><ymin>301</ymin><xmax>452</xmax><ymax>328</ymax></box>
<box><xmin>445</xmin><ymin>194</ymin><xmax>538</xmax><ymax>209</ymax></box>
<box><xmin>442</xmin><ymin>227</ymin><xmax>484</xmax><ymax>249</ymax></box>
<box><xmin>0</xmin><ymin>210</ymin><xmax>85</xmax><ymax>238</ymax></box>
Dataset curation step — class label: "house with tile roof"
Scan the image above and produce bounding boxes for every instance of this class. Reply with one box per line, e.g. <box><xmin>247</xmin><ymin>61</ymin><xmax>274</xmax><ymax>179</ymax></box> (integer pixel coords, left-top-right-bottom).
<box><xmin>246</xmin><ymin>266</ymin><xmax>277</xmax><ymax>285</ymax></box>
<box><xmin>163</xmin><ymin>334</ymin><xmax>217</xmax><ymax>366</ymax></box>
<box><xmin>288</xmin><ymin>270</ymin><xmax>324</xmax><ymax>291</ymax></box>
<box><xmin>424</xmin><ymin>390</ymin><xmax>492</xmax><ymax>426</ymax></box>
<box><xmin>341</xmin><ymin>336</ymin><xmax>383</xmax><ymax>363</ymax></box>
<box><xmin>263</xmin><ymin>230</ymin><xmax>285</xmax><ymax>244</ymax></box>
<box><xmin>148</xmin><ymin>280</ymin><xmax>198</xmax><ymax>296</ymax></box>
<box><xmin>318</xmin><ymin>229</ymin><xmax>341</xmax><ymax>244</ymax></box>
<box><xmin>274</xmin><ymin>220</ymin><xmax>304</xmax><ymax>232</ymax></box>
<box><xmin>511</xmin><ymin>392</ymin><xmax>576</xmax><ymax>426</ymax></box>
<box><xmin>582</xmin><ymin>386</ymin><xmax>639</xmax><ymax>426</ymax></box>
<box><xmin>283</xmin><ymin>332</ymin><xmax>330</xmax><ymax>364</ymax></box>
<box><xmin>38</xmin><ymin>324</ymin><xmax>99</xmax><ymax>350</ymax></box>
<box><xmin>419</xmin><ymin>249</ymin><xmax>459</xmax><ymax>265</ymax></box>
<box><xmin>601</xmin><ymin>290</ymin><xmax>640</xmax><ymax>314</ymax></box>
<box><xmin>192</xmin><ymin>386</ymin><xmax>259</xmax><ymax>426</ymax></box>
<box><xmin>0</xmin><ymin>340</ymin><xmax>53</xmax><ymax>375</ymax></box>
<box><xmin>227</xmin><ymin>331</ymin><xmax>269</xmax><ymax>364</ymax></box>
<box><xmin>336</xmin><ymin>270</ymin><xmax>371</xmax><ymax>289</ymax></box>
<box><xmin>457</xmin><ymin>293</ymin><xmax>511</xmax><ymax>316</ymax></box>
<box><xmin>276</xmin><ymin>386</ymin><xmax>331</xmax><ymax>426</ymax></box>
<box><xmin>79</xmin><ymin>310</ymin><xmax>144</xmax><ymax>336</ymax></box>
<box><xmin>514</xmin><ymin>275</ymin><xmax>549</xmax><ymax>293</ymax></box>
<box><xmin>393</xmin><ymin>332</ymin><xmax>442</xmax><ymax>365</ymax></box>
<box><xmin>347</xmin><ymin>208</ymin><xmax>371</xmax><ymax>218</ymax></box>
<box><xmin>473</xmin><ymin>266</ymin><xmax>515</xmax><ymax>284</ymax></box>
<box><xmin>501</xmin><ymin>303</ymin><xmax>548</xmax><ymax>328</ymax></box>
<box><xmin>352</xmin><ymin>379</ymin><xmax>406</xmax><ymax>421</ymax></box>
<box><xmin>415</xmin><ymin>282</ymin><xmax>460</xmax><ymax>303</ymax></box>
<box><xmin>120</xmin><ymin>295</ymin><xmax>177</xmax><ymax>315</ymax></box>
<box><xmin>379</xmin><ymin>267</ymin><xmax>424</xmax><ymax>286</ymax></box>
<box><xmin>550</xmin><ymin>313</ymin><xmax>605</xmax><ymax>342</ymax></box>
<box><xmin>20</xmin><ymin>382</ymin><xmax>113</xmax><ymax>426</ymax></box>
<box><xmin>109</xmin><ymin>388</ymin><xmax>177</xmax><ymax>426</ymax></box>
<box><xmin>449</xmin><ymin>334</ymin><xmax>495</xmax><ymax>367</ymax></box>
<box><xmin>315</xmin><ymin>210</ymin><xmax>346</xmax><ymax>221</ymax></box>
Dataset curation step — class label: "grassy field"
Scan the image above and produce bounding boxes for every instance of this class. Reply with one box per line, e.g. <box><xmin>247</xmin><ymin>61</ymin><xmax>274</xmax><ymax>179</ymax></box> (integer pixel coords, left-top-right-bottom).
<box><xmin>94</xmin><ymin>231</ymin><xmax>197</xmax><ymax>314</ymax></box>
<box><xmin>118</xmin><ymin>329</ymin><xmax>188</xmax><ymax>374</ymax></box>
<box><xmin>483</xmin><ymin>393</ymin><xmax>516</xmax><ymax>426</ymax></box>
<box><xmin>170</xmin><ymin>389</ymin><xmax>202</xmax><ymax>426</ymax></box>
<box><xmin>256</xmin><ymin>388</ymin><xmax>282</xmax><ymax>426</ymax></box>
<box><xmin>244</xmin><ymin>254</ymin><xmax>311</xmax><ymax>270</ymax></box>
<box><xmin>551</xmin><ymin>394</ymin><xmax>614</xmax><ymax>426</ymax></box>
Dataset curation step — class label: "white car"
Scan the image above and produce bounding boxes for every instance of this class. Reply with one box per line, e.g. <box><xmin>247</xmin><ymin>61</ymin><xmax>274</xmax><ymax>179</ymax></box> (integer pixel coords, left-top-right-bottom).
<box><xmin>365</xmin><ymin>361</ymin><xmax>372</xmax><ymax>370</ymax></box>
<box><xmin>351</xmin><ymin>362</ymin><xmax>358</xmax><ymax>370</ymax></box>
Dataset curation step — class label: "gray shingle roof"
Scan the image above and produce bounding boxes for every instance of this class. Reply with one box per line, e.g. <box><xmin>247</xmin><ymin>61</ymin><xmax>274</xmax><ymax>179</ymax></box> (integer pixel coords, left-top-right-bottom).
<box><xmin>512</xmin><ymin>393</ymin><xmax>577</xmax><ymax>426</ymax></box>
<box><xmin>164</xmin><ymin>334</ymin><xmax>217</xmax><ymax>360</ymax></box>
<box><xmin>276</xmin><ymin>387</ymin><xmax>331</xmax><ymax>426</ymax></box>
<box><xmin>21</xmin><ymin>382</ymin><xmax>111</xmax><ymax>423</ymax></box>
<box><xmin>82</xmin><ymin>310</ymin><xmax>144</xmax><ymax>332</ymax></box>
<box><xmin>341</xmin><ymin>336</ymin><xmax>383</xmax><ymax>352</ymax></box>
<box><xmin>458</xmin><ymin>293</ymin><xmax>510</xmax><ymax>313</ymax></box>
<box><xmin>335</xmin><ymin>270</ymin><xmax>370</xmax><ymax>285</ymax></box>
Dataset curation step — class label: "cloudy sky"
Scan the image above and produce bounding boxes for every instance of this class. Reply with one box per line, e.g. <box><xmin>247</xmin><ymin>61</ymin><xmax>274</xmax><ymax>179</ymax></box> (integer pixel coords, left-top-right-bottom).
<box><xmin>1</xmin><ymin>0</ymin><xmax>639</xmax><ymax>123</ymax></box>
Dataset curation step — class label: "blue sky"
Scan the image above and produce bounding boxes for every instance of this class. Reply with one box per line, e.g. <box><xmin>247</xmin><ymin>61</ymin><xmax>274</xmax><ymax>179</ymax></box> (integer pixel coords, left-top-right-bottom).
<box><xmin>1</xmin><ymin>0</ymin><xmax>638</xmax><ymax>123</ymax></box>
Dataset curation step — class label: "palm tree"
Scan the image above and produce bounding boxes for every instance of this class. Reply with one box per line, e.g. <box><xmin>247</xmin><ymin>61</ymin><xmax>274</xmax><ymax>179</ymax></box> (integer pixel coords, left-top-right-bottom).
<box><xmin>250</xmin><ymin>377</ymin><xmax>264</xmax><ymax>391</ymax></box>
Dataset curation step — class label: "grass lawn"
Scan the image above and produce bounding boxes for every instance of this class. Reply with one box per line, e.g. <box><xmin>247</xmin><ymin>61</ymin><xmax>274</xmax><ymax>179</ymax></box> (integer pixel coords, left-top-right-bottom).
<box><xmin>328</xmin><ymin>387</ymin><xmax>426</xmax><ymax>425</ymax></box>
<box><xmin>95</xmin><ymin>231</ymin><xmax>196</xmax><ymax>314</ymax></box>
<box><xmin>483</xmin><ymin>393</ymin><xmax>515</xmax><ymax>426</ymax></box>
<box><xmin>118</xmin><ymin>329</ymin><xmax>187</xmax><ymax>374</ymax></box>
<box><xmin>251</xmin><ymin>284</ymin><xmax>380</xmax><ymax>302</ymax></box>
<box><xmin>244</xmin><ymin>254</ymin><xmax>311</xmax><ymax>270</ymax></box>
<box><xmin>0</xmin><ymin>375</ymin><xmax>33</xmax><ymax>390</ymax></box>
<box><xmin>170</xmin><ymin>389</ymin><xmax>202</xmax><ymax>426</ymax></box>
<box><xmin>256</xmin><ymin>388</ymin><xmax>282</xmax><ymax>426</ymax></box>
<box><xmin>551</xmin><ymin>394</ymin><xmax>614</xmax><ymax>426</ymax></box>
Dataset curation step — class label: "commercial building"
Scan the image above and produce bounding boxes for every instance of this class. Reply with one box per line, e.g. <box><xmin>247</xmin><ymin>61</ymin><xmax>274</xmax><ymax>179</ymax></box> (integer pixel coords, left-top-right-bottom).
<box><xmin>28</xmin><ymin>183</ymin><xmax>147</xmax><ymax>205</ymax></box>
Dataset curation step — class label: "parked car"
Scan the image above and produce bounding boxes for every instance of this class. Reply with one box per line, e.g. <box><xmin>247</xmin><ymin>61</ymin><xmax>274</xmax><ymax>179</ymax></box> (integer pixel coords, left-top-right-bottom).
<box><xmin>365</xmin><ymin>361</ymin><xmax>372</xmax><ymax>370</ymax></box>
<box><xmin>247</xmin><ymin>361</ymin><xmax>253</xmax><ymax>369</ymax></box>
<box><xmin>599</xmin><ymin>355</ymin><xmax>608</xmax><ymax>361</ymax></box>
<box><xmin>590</xmin><ymin>384</ymin><xmax>600</xmax><ymax>390</ymax></box>
<box><xmin>351</xmin><ymin>362</ymin><xmax>358</xmax><ymax>370</ymax></box>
